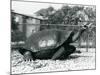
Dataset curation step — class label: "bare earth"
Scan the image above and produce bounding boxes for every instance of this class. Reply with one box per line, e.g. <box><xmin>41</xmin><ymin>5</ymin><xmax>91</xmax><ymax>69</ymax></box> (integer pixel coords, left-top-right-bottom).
<box><xmin>11</xmin><ymin>48</ymin><xmax>96</xmax><ymax>74</ymax></box>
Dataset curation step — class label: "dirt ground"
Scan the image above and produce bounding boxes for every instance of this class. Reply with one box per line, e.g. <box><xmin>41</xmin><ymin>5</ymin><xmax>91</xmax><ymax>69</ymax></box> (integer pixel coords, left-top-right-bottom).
<box><xmin>11</xmin><ymin>48</ymin><xmax>96</xmax><ymax>74</ymax></box>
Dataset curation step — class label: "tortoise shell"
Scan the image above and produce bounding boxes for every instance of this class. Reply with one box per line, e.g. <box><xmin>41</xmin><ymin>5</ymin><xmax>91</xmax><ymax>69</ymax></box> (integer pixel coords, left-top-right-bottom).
<box><xmin>23</xmin><ymin>29</ymin><xmax>73</xmax><ymax>52</ymax></box>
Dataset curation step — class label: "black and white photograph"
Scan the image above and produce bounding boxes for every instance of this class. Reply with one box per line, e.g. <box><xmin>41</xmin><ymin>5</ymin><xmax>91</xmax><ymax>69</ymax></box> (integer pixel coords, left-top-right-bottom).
<box><xmin>11</xmin><ymin>0</ymin><xmax>96</xmax><ymax>74</ymax></box>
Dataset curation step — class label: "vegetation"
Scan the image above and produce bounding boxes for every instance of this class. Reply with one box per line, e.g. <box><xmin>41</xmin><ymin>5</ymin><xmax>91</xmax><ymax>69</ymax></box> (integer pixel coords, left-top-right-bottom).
<box><xmin>36</xmin><ymin>5</ymin><xmax>96</xmax><ymax>25</ymax></box>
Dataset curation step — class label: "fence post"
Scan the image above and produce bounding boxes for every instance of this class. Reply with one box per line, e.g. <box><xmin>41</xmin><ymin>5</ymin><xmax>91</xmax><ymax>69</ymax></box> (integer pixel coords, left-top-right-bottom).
<box><xmin>22</xmin><ymin>16</ymin><xmax>27</xmax><ymax>41</ymax></box>
<box><xmin>78</xmin><ymin>26</ymin><xmax>81</xmax><ymax>48</ymax></box>
<box><xmin>86</xmin><ymin>30</ymin><xmax>89</xmax><ymax>52</ymax></box>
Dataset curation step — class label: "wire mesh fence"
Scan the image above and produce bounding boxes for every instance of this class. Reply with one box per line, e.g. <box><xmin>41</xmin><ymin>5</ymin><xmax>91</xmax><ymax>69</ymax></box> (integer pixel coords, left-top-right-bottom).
<box><xmin>11</xmin><ymin>23</ymin><xmax>96</xmax><ymax>52</ymax></box>
<box><xmin>40</xmin><ymin>24</ymin><xmax>96</xmax><ymax>48</ymax></box>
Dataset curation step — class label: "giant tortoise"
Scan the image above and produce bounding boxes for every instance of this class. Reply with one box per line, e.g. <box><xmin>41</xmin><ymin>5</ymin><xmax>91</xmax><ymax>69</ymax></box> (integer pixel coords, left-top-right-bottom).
<box><xmin>18</xmin><ymin>24</ymin><xmax>91</xmax><ymax>60</ymax></box>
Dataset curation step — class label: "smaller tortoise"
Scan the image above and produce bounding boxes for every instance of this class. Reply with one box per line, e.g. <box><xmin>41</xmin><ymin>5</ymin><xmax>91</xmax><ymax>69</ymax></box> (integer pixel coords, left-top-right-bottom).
<box><xmin>18</xmin><ymin>24</ymin><xmax>91</xmax><ymax>60</ymax></box>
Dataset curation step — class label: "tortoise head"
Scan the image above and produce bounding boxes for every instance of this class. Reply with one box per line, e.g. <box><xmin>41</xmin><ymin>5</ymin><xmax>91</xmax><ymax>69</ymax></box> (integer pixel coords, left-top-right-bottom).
<box><xmin>81</xmin><ymin>22</ymin><xmax>93</xmax><ymax>30</ymax></box>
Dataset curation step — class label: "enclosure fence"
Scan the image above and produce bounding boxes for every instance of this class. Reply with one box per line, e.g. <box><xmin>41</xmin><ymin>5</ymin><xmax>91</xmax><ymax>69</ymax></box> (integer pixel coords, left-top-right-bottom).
<box><xmin>11</xmin><ymin>23</ymin><xmax>96</xmax><ymax>52</ymax></box>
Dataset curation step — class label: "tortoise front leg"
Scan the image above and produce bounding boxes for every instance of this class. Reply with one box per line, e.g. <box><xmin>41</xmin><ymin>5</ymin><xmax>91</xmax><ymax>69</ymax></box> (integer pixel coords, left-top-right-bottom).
<box><xmin>63</xmin><ymin>45</ymin><xmax>76</xmax><ymax>57</ymax></box>
<box><xmin>51</xmin><ymin>47</ymin><xmax>65</xmax><ymax>60</ymax></box>
<box><xmin>51</xmin><ymin>45</ymin><xmax>76</xmax><ymax>60</ymax></box>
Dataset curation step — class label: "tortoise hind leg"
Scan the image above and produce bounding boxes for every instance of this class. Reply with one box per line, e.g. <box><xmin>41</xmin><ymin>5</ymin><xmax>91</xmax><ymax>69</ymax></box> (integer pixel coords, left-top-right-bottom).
<box><xmin>18</xmin><ymin>48</ymin><xmax>35</xmax><ymax>61</ymax></box>
<box><xmin>23</xmin><ymin>51</ymin><xmax>34</xmax><ymax>61</ymax></box>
